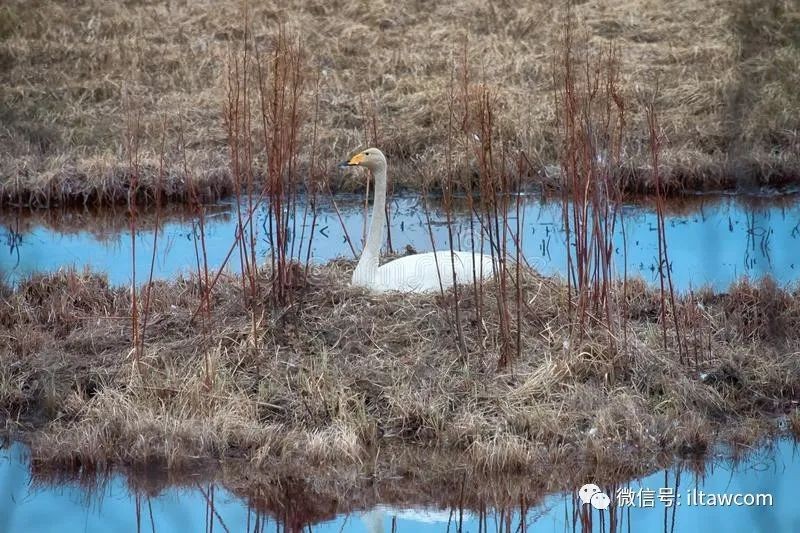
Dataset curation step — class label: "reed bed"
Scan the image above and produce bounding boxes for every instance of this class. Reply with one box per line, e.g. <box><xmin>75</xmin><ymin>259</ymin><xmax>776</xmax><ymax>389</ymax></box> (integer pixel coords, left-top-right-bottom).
<box><xmin>2</xmin><ymin>0</ymin><xmax>799</xmax><ymax>207</ymax></box>
<box><xmin>0</xmin><ymin>266</ymin><xmax>797</xmax><ymax>474</ymax></box>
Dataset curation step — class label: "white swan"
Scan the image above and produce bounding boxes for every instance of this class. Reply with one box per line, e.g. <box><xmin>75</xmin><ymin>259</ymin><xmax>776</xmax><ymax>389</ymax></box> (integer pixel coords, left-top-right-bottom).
<box><xmin>342</xmin><ymin>148</ymin><xmax>495</xmax><ymax>293</ymax></box>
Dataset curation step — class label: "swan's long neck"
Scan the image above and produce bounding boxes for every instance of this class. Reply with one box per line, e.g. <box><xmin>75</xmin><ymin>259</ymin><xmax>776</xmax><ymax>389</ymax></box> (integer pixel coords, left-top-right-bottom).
<box><xmin>353</xmin><ymin>164</ymin><xmax>387</xmax><ymax>285</ymax></box>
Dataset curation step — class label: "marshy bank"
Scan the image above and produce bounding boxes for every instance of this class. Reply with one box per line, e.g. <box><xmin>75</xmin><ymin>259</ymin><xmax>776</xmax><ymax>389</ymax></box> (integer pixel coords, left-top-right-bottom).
<box><xmin>0</xmin><ymin>262</ymin><xmax>798</xmax><ymax>472</ymax></box>
<box><xmin>2</xmin><ymin>0</ymin><xmax>800</xmax><ymax>207</ymax></box>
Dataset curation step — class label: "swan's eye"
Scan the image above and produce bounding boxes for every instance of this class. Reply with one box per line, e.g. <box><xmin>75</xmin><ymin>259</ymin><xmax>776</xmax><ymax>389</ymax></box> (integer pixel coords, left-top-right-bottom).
<box><xmin>364</xmin><ymin>152</ymin><xmax>370</xmax><ymax>156</ymax></box>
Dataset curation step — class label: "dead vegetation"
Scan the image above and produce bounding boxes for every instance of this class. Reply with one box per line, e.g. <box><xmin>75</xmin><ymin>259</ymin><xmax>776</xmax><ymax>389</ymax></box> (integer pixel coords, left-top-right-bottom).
<box><xmin>1</xmin><ymin>0</ymin><xmax>799</xmax><ymax>207</ymax></box>
<box><xmin>0</xmin><ymin>266</ymin><xmax>797</xmax><ymax>475</ymax></box>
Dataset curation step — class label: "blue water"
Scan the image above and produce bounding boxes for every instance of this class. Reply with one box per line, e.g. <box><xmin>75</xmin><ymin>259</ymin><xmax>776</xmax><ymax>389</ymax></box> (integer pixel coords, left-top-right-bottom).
<box><xmin>0</xmin><ymin>439</ymin><xmax>797</xmax><ymax>532</ymax></box>
<box><xmin>1</xmin><ymin>193</ymin><xmax>799</xmax><ymax>291</ymax></box>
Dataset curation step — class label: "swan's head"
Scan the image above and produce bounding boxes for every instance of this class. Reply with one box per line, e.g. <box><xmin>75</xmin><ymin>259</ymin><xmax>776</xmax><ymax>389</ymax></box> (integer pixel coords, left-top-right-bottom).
<box><xmin>341</xmin><ymin>148</ymin><xmax>387</xmax><ymax>172</ymax></box>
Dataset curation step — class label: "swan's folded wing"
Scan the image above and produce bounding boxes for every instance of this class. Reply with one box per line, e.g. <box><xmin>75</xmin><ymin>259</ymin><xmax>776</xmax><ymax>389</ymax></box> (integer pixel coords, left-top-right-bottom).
<box><xmin>375</xmin><ymin>251</ymin><xmax>495</xmax><ymax>293</ymax></box>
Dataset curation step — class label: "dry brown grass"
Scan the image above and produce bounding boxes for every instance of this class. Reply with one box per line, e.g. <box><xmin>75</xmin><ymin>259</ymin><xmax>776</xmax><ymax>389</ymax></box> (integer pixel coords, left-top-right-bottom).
<box><xmin>0</xmin><ymin>265</ymin><xmax>797</xmax><ymax>479</ymax></box>
<box><xmin>1</xmin><ymin>0</ymin><xmax>799</xmax><ymax>207</ymax></box>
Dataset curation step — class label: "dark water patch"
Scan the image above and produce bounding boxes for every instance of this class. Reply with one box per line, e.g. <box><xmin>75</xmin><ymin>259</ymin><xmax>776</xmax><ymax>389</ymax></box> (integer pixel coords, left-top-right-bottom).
<box><xmin>0</xmin><ymin>439</ymin><xmax>797</xmax><ymax>532</ymax></box>
<box><xmin>1</xmin><ymin>193</ymin><xmax>799</xmax><ymax>292</ymax></box>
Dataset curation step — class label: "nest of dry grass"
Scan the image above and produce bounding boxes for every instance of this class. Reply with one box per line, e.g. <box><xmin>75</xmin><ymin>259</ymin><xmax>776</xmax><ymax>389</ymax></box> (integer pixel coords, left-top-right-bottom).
<box><xmin>0</xmin><ymin>263</ymin><xmax>797</xmax><ymax>485</ymax></box>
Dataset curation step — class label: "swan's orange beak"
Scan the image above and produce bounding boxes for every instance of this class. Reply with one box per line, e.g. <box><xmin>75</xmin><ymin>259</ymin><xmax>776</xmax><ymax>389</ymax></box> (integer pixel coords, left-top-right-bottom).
<box><xmin>346</xmin><ymin>152</ymin><xmax>365</xmax><ymax>166</ymax></box>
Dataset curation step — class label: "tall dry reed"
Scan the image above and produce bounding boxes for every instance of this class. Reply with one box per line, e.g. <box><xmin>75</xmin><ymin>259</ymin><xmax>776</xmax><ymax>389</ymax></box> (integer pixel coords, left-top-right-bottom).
<box><xmin>443</xmin><ymin>43</ymin><xmax>525</xmax><ymax>369</ymax></box>
<box><xmin>123</xmin><ymin>90</ymin><xmax>142</xmax><ymax>370</ymax></box>
<box><xmin>643</xmin><ymin>85</ymin><xmax>685</xmax><ymax>362</ymax></box>
<box><xmin>553</xmin><ymin>5</ymin><xmax>627</xmax><ymax>344</ymax></box>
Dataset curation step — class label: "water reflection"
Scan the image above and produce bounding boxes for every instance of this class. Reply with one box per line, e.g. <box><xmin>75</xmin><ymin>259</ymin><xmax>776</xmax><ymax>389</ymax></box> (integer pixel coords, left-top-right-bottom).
<box><xmin>0</xmin><ymin>193</ymin><xmax>799</xmax><ymax>291</ymax></box>
<box><xmin>1</xmin><ymin>439</ymin><xmax>797</xmax><ymax>532</ymax></box>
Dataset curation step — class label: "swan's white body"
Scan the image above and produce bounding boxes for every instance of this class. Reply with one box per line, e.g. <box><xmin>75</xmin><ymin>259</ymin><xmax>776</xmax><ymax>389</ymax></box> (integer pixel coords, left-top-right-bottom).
<box><xmin>354</xmin><ymin>249</ymin><xmax>495</xmax><ymax>293</ymax></box>
<box><xmin>345</xmin><ymin>148</ymin><xmax>495</xmax><ymax>293</ymax></box>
